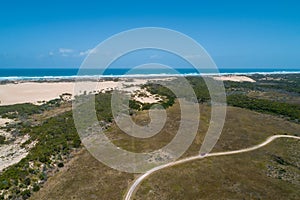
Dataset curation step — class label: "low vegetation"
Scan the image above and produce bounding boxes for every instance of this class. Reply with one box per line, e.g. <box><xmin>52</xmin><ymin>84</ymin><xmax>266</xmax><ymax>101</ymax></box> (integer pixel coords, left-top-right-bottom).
<box><xmin>0</xmin><ymin>74</ymin><xmax>299</xmax><ymax>199</ymax></box>
<box><xmin>227</xmin><ymin>94</ymin><xmax>300</xmax><ymax>122</ymax></box>
<box><xmin>0</xmin><ymin>93</ymin><xmax>113</xmax><ymax>199</ymax></box>
<box><xmin>135</xmin><ymin>138</ymin><xmax>300</xmax><ymax>200</ymax></box>
<box><xmin>0</xmin><ymin>99</ymin><xmax>62</xmax><ymax>119</ymax></box>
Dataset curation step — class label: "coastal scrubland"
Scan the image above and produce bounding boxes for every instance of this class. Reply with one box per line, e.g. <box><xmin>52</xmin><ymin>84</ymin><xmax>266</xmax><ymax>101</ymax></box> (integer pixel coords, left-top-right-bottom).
<box><xmin>0</xmin><ymin>74</ymin><xmax>299</xmax><ymax>199</ymax></box>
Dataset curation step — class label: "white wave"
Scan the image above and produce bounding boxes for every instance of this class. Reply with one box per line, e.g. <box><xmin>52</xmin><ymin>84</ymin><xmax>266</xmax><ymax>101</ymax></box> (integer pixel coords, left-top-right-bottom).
<box><xmin>0</xmin><ymin>70</ymin><xmax>299</xmax><ymax>81</ymax></box>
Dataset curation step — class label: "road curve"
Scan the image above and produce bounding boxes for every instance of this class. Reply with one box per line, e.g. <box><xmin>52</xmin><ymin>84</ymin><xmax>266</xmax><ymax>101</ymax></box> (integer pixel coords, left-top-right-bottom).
<box><xmin>124</xmin><ymin>135</ymin><xmax>300</xmax><ymax>200</ymax></box>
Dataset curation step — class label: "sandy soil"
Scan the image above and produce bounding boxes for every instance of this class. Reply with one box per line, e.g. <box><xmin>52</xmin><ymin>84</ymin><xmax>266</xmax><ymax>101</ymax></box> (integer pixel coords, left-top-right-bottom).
<box><xmin>0</xmin><ymin>135</ymin><xmax>37</xmax><ymax>172</ymax></box>
<box><xmin>0</xmin><ymin>118</ymin><xmax>14</xmax><ymax>139</ymax></box>
<box><xmin>0</xmin><ymin>118</ymin><xmax>13</xmax><ymax>127</ymax></box>
<box><xmin>0</xmin><ymin>79</ymin><xmax>165</xmax><ymax>105</ymax></box>
<box><xmin>0</xmin><ymin>77</ymin><xmax>179</xmax><ymax>106</ymax></box>
<box><xmin>0</xmin><ymin>81</ymin><xmax>119</xmax><ymax>105</ymax></box>
<box><xmin>213</xmin><ymin>75</ymin><xmax>256</xmax><ymax>82</ymax></box>
<box><xmin>0</xmin><ymin>118</ymin><xmax>37</xmax><ymax>172</ymax></box>
<box><xmin>133</xmin><ymin>89</ymin><xmax>162</xmax><ymax>104</ymax></box>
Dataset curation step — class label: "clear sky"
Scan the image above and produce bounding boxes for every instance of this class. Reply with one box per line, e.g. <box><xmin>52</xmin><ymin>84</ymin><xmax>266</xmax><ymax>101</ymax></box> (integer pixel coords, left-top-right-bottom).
<box><xmin>0</xmin><ymin>0</ymin><xmax>299</xmax><ymax>69</ymax></box>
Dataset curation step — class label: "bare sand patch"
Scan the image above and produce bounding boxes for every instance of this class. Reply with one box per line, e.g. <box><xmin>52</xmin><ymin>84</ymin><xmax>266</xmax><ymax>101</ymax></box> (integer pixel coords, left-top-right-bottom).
<box><xmin>213</xmin><ymin>75</ymin><xmax>256</xmax><ymax>82</ymax></box>
<box><xmin>0</xmin><ymin>118</ymin><xmax>13</xmax><ymax>126</ymax></box>
<box><xmin>0</xmin><ymin>135</ymin><xmax>37</xmax><ymax>172</ymax></box>
<box><xmin>0</xmin><ymin>81</ymin><xmax>119</xmax><ymax>105</ymax></box>
<box><xmin>0</xmin><ymin>78</ymin><xmax>173</xmax><ymax>106</ymax></box>
<box><xmin>0</xmin><ymin>118</ymin><xmax>37</xmax><ymax>172</ymax></box>
<box><xmin>133</xmin><ymin>89</ymin><xmax>162</xmax><ymax>104</ymax></box>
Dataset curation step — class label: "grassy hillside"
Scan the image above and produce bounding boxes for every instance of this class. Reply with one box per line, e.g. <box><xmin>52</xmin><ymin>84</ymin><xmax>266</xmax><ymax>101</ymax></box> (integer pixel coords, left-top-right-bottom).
<box><xmin>134</xmin><ymin>138</ymin><xmax>300</xmax><ymax>200</ymax></box>
<box><xmin>30</xmin><ymin>105</ymin><xmax>300</xmax><ymax>200</ymax></box>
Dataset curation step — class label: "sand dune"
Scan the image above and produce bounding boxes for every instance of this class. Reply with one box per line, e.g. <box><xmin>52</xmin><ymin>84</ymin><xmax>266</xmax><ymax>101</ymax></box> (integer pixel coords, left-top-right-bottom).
<box><xmin>213</xmin><ymin>75</ymin><xmax>256</xmax><ymax>82</ymax></box>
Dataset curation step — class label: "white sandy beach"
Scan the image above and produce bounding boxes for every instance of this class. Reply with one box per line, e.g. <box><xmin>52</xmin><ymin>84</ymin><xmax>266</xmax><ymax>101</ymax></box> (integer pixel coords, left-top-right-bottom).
<box><xmin>0</xmin><ymin>81</ymin><xmax>120</xmax><ymax>105</ymax></box>
<box><xmin>0</xmin><ymin>78</ymin><xmax>172</xmax><ymax>106</ymax></box>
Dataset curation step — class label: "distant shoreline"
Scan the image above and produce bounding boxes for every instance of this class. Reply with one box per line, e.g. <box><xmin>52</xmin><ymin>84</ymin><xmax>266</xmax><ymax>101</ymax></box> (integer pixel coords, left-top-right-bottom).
<box><xmin>0</xmin><ymin>71</ymin><xmax>299</xmax><ymax>82</ymax></box>
<box><xmin>0</xmin><ymin>73</ymin><xmax>297</xmax><ymax>105</ymax></box>
<box><xmin>0</xmin><ymin>68</ymin><xmax>299</xmax><ymax>81</ymax></box>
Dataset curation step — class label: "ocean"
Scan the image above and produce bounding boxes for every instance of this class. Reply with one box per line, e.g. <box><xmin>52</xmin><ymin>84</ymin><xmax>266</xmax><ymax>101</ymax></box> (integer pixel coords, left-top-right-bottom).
<box><xmin>0</xmin><ymin>68</ymin><xmax>299</xmax><ymax>80</ymax></box>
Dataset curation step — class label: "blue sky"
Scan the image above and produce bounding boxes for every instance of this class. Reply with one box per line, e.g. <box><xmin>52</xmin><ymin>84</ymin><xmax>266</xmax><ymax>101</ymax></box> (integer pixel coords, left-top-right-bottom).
<box><xmin>0</xmin><ymin>0</ymin><xmax>300</xmax><ymax>69</ymax></box>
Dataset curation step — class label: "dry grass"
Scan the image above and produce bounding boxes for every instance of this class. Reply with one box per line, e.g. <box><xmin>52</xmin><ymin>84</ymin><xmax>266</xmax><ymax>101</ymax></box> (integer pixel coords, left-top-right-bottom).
<box><xmin>134</xmin><ymin>138</ymin><xmax>300</xmax><ymax>200</ymax></box>
<box><xmin>30</xmin><ymin>103</ymin><xmax>300</xmax><ymax>200</ymax></box>
<box><xmin>248</xmin><ymin>90</ymin><xmax>300</xmax><ymax>105</ymax></box>
<box><xmin>30</xmin><ymin>102</ymin><xmax>72</xmax><ymax>125</ymax></box>
<box><xmin>30</xmin><ymin>149</ymin><xmax>134</xmax><ymax>200</ymax></box>
<box><xmin>213</xmin><ymin>106</ymin><xmax>299</xmax><ymax>152</ymax></box>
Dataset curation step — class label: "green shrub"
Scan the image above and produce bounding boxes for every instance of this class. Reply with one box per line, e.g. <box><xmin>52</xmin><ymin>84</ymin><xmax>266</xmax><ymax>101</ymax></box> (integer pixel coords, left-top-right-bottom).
<box><xmin>0</xmin><ymin>135</ymin><xmax>5</xmax><ymax>144</ymax></box>
<box><xmin>32</xmin><ymin>184</ymin><xmax>40</xmax><ymax>192</ymax></box>
<box><xmin>21</xmin><ymin>189</ymin><xmax>31</xmax><ymax>199</ymax></box>
<box><xmin>24</xmin><ymin>178</ymin><xmax>31</xmax><ymax>186</ymax></box>
<box><xmin>57</xmin><ymin>163</ymin><xmax>64</xmax><ymax>168</ymax></box>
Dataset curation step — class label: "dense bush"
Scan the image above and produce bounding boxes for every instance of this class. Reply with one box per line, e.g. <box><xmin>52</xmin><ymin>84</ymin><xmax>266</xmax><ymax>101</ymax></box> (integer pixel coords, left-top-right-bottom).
<box><xmin>186</xmin><ymin>77</ymin><xmax>210</xmax><ymax>103</ymax></box>
<box><xmin>0</xmin><ymin>99</ymin><xmax>62</xmax><ymax>119</ymax></box>
<box><xmin>129</xmin><ymin>100</ymin><xmax>141</xmax><ymax>110</ymax></box>
<box><xmin>0</xmin><ymin>103</ymin><xmax>41</xmax><ymax>119</ymax></box>
<box><xmin>227</xmin><ymin>94</ymin><xmax>300</xmax><ymax>121</ymax></box>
